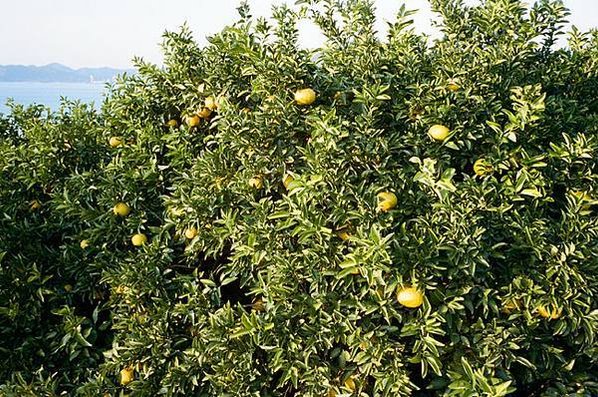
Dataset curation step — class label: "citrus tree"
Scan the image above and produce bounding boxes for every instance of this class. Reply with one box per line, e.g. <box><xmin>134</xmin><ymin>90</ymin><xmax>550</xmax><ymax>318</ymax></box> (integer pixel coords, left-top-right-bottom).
<box><xmin>1</xmin><ymin>0</ymin><xmax>597</xmax><ymax>396</ymax></box>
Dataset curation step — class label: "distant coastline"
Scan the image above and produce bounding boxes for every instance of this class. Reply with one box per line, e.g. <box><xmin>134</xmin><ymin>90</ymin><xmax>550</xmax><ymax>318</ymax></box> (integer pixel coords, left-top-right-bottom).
<box><xmin>0</xmin><ymin>63</ymin><xmax>135</xmax><ymax>83</ymax></box>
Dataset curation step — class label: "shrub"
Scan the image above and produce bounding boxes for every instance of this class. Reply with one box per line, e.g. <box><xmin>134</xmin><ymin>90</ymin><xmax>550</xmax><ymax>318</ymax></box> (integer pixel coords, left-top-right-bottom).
<box><xmin>1</xmin><ymin>0</ymin><xmax>597</xmax><ymax>396</ymax></box>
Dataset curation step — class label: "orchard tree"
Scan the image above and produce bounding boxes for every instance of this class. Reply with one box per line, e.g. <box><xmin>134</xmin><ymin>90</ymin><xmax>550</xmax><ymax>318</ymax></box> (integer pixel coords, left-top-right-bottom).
<box><xmin>1</xmin><ymin>0</ymin><xmax>597</xmax><ymax>396</ymax></box>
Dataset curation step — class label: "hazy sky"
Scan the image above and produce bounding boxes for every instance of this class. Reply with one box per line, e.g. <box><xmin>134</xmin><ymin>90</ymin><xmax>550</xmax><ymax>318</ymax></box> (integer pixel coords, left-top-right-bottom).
<box><xmin>0</xmin><ymin>0</ymin><xmax>596</xmax><ymax>69</ymax></box>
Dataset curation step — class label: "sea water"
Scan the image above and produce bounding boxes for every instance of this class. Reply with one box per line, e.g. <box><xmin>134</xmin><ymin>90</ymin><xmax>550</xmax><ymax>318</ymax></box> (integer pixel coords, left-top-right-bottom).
<box><xmin>0</xmin><ymin>82</ymin><xmax>107</xmax><ymax>114</ymax></box>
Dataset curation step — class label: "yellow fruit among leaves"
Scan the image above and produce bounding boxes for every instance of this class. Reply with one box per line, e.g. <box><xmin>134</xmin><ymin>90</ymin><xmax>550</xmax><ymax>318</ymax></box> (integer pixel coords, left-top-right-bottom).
<box><xmin>204</xmin><ymin>96</ymin><xmax>218</xmax><ymax>111</ymax></box>
<box><xmin>30</xmin><ymin>199</ymin><xmax>42</xmax><ymax>211</ymax></box>
<box><xmin>447</xmin><ymin>80</ymin><xmax>460</xmax><ymax>92</ymax></box>
<box><xmin>428</xmin><ymin>124</ymin><xmax>450</xmax><ymax>142</ymax></box>
<box><xmin>185</xmin><ymin>115</ymin><xmax>200</xmax><ymax>127</ymax></box>
<box><xmin>252</xmin><ymin>298</ymin><xmax>266</xmax><ymax>312</ymax></box>
<box><xmin>294</xmin><ymin>88</ymin><xmax>316</xmax><ymax>106</ymax></box>
<box><xmin>113</xmin><ymin>202</ymin><xmax>131</xmax><ymax>217</ymax></box>
<box><xmin>197</xmin><ymin>107</ymin><xmax>212</xmax><ymax>119</ymax></box>
<box><xmin>120</xmin><ymin>366</ymin><xmax>134</xmax><ymax>385</ymax></box>
<box><xmin>337</xmin><ymin>228</ymin><xmax>351</xmax><ymax>241</ymax></box>
<box><xmin>131</xmin><ymin>233</ymin><xmax>148</xmax><ymax>247</ymax></box>
<box><xmin>282</xmin><ymin>174</ymin><xmax>294</xmax><ymax>189</ymax></box>
<box><xmin>501</xmin><ymin>298</ymin><xmax>521</xmax><ymax>314</ymax></box>
<box><xmin>396</xmin><ymin>286</ymin><xmax>424</xmax><ymax>308</ymax></box>
<box><xmin>572</xmin><ymin>190</ymin><xmax>593</xmax><ymax>212</ymax></box>
<box><xmin>166</xmin><ymin>119</ymin><xmax>178</xmax><ymax>128</ymax></box>
<box><xmin>377</xmin><ymin>191</ymin><xmax>397</xmax><ymax>212</ymax></box>
<box><xmin>473</xmin><ymin>158</ymin><xmax>493</xmax><ymax>177</ymax></box>
<box><xmin>184</xmin><ymin>227</ymin><xmax>198</xmax><ymax>240</ymax></box>
<box><xmin>109</xmin><ymin>136</ymin><xmax>123</xmax><ymax>148</ymax></box>
<box><xmin>537</xmin><ymin>304</ymin><xmax>563</xmax><ymax>320</ymax></box>
<box><xmin>249</xmin><ymin>176</ymin><xmax>264</xmax><ymax>189</ymax></box>
<box><xmin>344</xmin><ymin>376</ymin><xmax>356</xmax><ymax>391</ymax></box>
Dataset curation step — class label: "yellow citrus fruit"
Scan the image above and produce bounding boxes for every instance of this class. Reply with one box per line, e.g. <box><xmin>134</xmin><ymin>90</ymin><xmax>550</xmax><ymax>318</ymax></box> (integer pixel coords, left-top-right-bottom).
<box><xmin>109</xmin><ymin>136</ymin><xmax>123</xmax><ymax>148</ymax></box>
<box><xmin>572</xmin><ymin>190</ymin><xmax>592</xmax><ymax>212</ymax></box>
<box><xmin>30</xmin><ymin>199</ymin><xmax>42</xmax><ymax>211</ymax></box>
<box><xmin>197</xmin><ymin>107</ymin><xmax>212</xmax><ymax>119</ymax></box>
<box><xmin>337</xmin><ymin>229</ymin><xmax>351</xmax><ymax>241</ymax></box>
<box><xmin>113</xmin><ymin>202</ymin><xmax>131</xmax><ymax>217</ymax></box>
<box><xmin>204</xmin><ymin>96</ymin><xmax>218</xmax><ymax>111</ymax></box>
<box><xmin>282</xmin><ymin>174</ymin><xmax>294</xmax><ymax>189</ymax></box>
<box><xmin>447</xmin><ymin>80</ymin><xmax>460</xmax><ymax>92</ymax></box>
<box><xmin>213</xmin><ymin>176</ymin><xmax>225</xmax><ymax>190</ymax></box>
<box><xmin>166</xmin><ymin>119</ymin><xmax>178</xmax><ymax>128</ymax></box>
<box><xmin>294</xmin><ymin>88</ymin><xmax>316</xmax><ymax>106</ymax></box>
<box><xmin>252</xmin><ymin>298</ymin><xmax>266</xmax><ymax>312</ymax></box>
<box><xmin>537</xmin><ymin>304</ymin><xmax>563</xmax><ymax>320</ymax></box>
<box><xmin>120</xmin><ymin>366</ymin><xmax>134</xmax><ymax>385</ymax></box>
<box><xmin>184</xmin><ymin>227</ymin><xmax>198</xmax><ymax>240</ymax></box>
<box><xmin>249</xmin><ymin>176</ymin><xmax>264</xmax><ymax>189</ymax></box>
<box><xmin>473</xmin><ymin>158</ymin><xmax>493</xmax><ymax>177</ymax></box>
<box><xmin>80</xmin><ymin>239</ymin><xmax>90</xmax><ymax>249</ymax></box>
<box><xmin>131</xmin><ymin>233</ymin><xmax>148</xmax><ymax>247</ymax></box>
<box><xmin>501</xmin><ymin>299</ymin><xmax>521</xmax><ymax>314</ymax></box>
<box><xmin>377</xmin><ymin>191</ymin><xmax>398</xmax><ymax>212</ymax></box>
<box><xmin>327</xmin><ymin>388</ymin><xmax>337</xmax><ymax>397</ymax></box>
<box><xmin>428</xmin><ymin>124</ymin><xmax>450</xmax><ymax>141</ymax></box>
<box><xmin>572</xmin><ymin>190</ymin><xmax>591</xmax><ymax>201</ymax></box>
<box><xmin>396</xmin><ymin>286</ymin><xmax>424</xmax><ymax>308</ymax></box>
<box><xmin>185</xmin><ymin>115</ymin><xmax>200</xmax><ymax>127</ymax></box>
<box><xmin>344</xmin><ymin>376</ymin><xmax>356</xmax><ymax>391</ymax></box>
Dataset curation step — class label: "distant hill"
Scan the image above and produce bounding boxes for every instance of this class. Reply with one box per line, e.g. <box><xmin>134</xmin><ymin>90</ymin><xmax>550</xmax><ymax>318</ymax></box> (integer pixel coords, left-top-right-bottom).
<box><xmin>0</xmin><ymin>63</ymin><xmax>135</xmax><ymax>83</ymax></box>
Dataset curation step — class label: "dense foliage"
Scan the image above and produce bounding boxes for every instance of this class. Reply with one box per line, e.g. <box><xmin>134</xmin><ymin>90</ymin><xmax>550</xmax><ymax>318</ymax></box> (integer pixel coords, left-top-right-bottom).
<box><xmin>1</xmin><ymin>0</ymin><xmax>597</xmax><ymax>396</ymax></box>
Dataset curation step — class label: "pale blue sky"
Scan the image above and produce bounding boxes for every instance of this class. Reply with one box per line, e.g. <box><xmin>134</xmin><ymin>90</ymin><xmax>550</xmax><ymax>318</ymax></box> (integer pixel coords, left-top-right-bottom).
<box><xmin>0</xmin><ymin>0</ymin><xmax>595</xmax><ymax>69</ymax></box>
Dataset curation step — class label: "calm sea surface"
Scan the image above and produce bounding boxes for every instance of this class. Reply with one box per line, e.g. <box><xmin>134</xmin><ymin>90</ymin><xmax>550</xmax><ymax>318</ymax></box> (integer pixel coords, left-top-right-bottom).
<box><xmin>0</xmin><ymin>82</ymin><xmax>107</xmax><ymax>114</ymax></box>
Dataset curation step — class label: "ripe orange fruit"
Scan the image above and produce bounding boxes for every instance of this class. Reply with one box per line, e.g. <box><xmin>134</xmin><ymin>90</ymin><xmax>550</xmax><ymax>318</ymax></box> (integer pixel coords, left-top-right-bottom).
<box><xmin>197</xmin><ymin>107</ymin><xmax>212</xmax><ymax>119</ymax></box>
<box><xmin>184</xmin><ymin>227</ymin><xmax>198</xmax><ymax>240</ymax></box>
<box><xmin>113</xmin><ymin>202</ymin><xmax>131</xmax><ymax>217</ymax></box>
<box><xmin>473</xmin><ymin>158</ymin><xmax>493</xmax><ymax>177</ymax></box>
<box><xmin>109</xmin><ymin>136</ymin><xmax>123</xmax><ymax>148</ymax></box>
<box><xmin>428</xmin><ymin>124</ymin><xmax>450</xmax><ymax>141</ymax></box>
<box><xmin>185</xmin><ymin>115</ymin><xmax>200</xmax><ymax>127</ymax></box>
<box><xmin>120</xmin><ymin>366</ymin><xmax>134</xmax><ymax>385</ymax></box>
<box><xmin>131</xmin><ymin>233</ymin><xmax>148</xmax><ymax>247</ymax></box>
<box><xmin>204</xmin><ymin>96</ymin><xmax>218</xmax><ymax>111</ymax></box>
<box><xmin>396</xmin><ymin>286</ymin><xmax>424</xmax><ymax>308</ymax></box>
<box><xmin>294</xmin><ymin>88</ymin><xmax>316</xmax><ymax>105</ymax></box>
<box><xmin>80</xmin><ymin>239</ymin><xmax>90</xmax><ymax>249</ymax></box>
<box><xmin>377</xmin><ymin>191</ymin><xmax>397</xmax><ymax>212</ymax></box>
<box><xmin>166</xmin><ymin>119</ymin><xmax>178</xmax><ymax>128</ymax></box>
<box><xmin>249</xmin><ymin>176</ymin><xmax>264</xmax><ymax>189</ymax></box>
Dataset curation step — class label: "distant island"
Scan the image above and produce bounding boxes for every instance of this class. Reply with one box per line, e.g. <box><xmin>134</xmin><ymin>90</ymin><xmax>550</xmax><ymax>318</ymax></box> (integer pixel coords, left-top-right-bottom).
<box><xmin>0</xmin><ymin>63</ymin><xmax>135</xmax><ymax>83</ymax></box>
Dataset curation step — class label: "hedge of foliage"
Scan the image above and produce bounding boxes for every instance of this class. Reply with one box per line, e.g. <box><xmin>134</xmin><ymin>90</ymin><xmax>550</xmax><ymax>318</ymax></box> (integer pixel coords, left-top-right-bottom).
<box><xmin>1</xmin><ymin>0</ymin><xmax>597</xmax><ymax>396</ymax></box>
